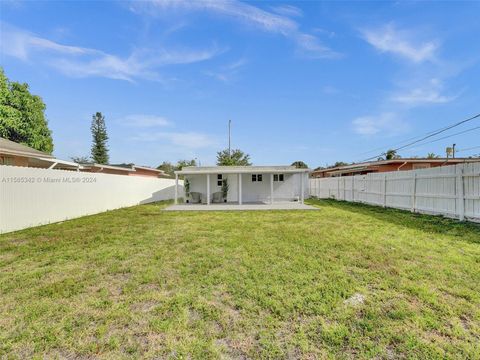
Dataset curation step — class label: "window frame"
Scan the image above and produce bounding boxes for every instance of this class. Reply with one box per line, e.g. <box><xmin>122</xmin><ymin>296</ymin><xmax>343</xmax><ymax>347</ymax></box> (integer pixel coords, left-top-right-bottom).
<box><xmin>251</xmin><ymin>174</ymin><xmax>263</xmax><ymax>182</ymax></box>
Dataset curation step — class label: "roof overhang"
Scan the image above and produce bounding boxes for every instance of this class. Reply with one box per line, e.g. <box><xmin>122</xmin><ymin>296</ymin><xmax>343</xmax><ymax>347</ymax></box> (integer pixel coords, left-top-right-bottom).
<box><xmin>176</xmin><ymin>166</ymin><xmax>311</xmax><ymax>175</ymax></box>
<box><xmin>327</xmin><ymin>167</ymin><xmax>369</xmax><ymax>176</ymax></box>
<box><xmin>80</xmin><ymin>163</ymin><xmax>135</xmax><ymax>172</ymax></box>
<box><xmin>133</xmin><ymin>165</ymin><xmax>165</xmax><ymax>173</ymax></box>
<box><xmin>38</xmin><ymin>157</ymin><xmax>83</xmax><ymax>169</ymax></box>
<box><xmin>0</xmin><ymin>148</ymin><xmax>55</xmax><ymax>159</ymax></box>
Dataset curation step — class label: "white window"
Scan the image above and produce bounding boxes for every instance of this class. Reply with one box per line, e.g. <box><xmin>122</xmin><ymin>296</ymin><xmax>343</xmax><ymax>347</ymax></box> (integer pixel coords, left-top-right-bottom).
<box><xmin>217</xmin><ymin>174</ymin><xmax>223</xmax><ymax>186</ymax></box>
<box><xmin>273</xmin><ymin>174</ymin><xmax>284</xmax><ymax>182</ymax></box>
<box><xmin>252</xmin><ymin>174</ymin><xmax>263</xmax><ymax>182</ymax></box>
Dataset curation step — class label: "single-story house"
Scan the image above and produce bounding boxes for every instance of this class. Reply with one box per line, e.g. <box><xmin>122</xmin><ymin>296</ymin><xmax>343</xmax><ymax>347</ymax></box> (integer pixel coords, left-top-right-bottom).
<box><xmin>111</xmin><ymin>164</ymin><xmax>166</xmax><ymax>178</ymax></box>
<box><xmin>0</xmin><ymin>137</ymin><xmax>81</xmax><ymax>170</ymax></box>
<box><xmin>81</xmin><ymin>163</ymin><xmax>166</xmax><ymax>177</ymax></box>
<box><xmin>79</xmin><ymin>163</ymin><xmax>136</xmax><ymax>176</ymax></box>
<box><xmin>174</xmin><ymin>166</ymin><xmax>310</xmax><ymax>205</ymax></box>
<box><xmin>311</xmin><ymin>158</ymin><xmax>480</xmax><ymax>178</ymax></box>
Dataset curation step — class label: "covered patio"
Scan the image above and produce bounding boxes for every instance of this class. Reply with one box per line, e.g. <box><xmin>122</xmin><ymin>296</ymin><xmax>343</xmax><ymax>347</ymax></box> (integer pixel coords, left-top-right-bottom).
<box><xmin>173</xmin><ymin>166</ymin><xmax>310</xmax><ymax>206</ymax></box>
<box><xmin>165</xmin><ymin>202</ymin><xmax>317</xmax><ymax>211</ymax></box>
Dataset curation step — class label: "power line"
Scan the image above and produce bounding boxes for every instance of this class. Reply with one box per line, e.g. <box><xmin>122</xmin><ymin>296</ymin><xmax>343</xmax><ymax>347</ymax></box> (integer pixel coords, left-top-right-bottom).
<box><xmin>457</xmin><ymin>145</ymin><xmax>480</xmax><ymax>153</ymax></box>
<box><xmin>357</xmin><ymin>122</ymin><xmax>468</xmax><ymax>156</ymax></box>
<box><xmin>360</xmin><ymin>112</ymin><xmax>480</xmax><ymax>162</ymax></box>
<box><xmin>402</xmin><ymin>125</ymin><xmax>480</xmax><ymax>151</ymax></box>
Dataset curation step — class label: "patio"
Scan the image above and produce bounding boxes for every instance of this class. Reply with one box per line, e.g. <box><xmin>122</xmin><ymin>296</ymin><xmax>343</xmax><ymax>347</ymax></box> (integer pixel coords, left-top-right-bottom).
<box><xmin>165</xmin><ymin>201</ymin><xmax>318</xmax><ymax>211</ymax></box>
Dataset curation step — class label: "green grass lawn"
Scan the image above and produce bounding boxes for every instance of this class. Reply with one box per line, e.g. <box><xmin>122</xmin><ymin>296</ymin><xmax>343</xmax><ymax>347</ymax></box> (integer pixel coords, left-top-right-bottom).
<box><xmin>1</xmin><ymin>200</ymin><xmax>479</xmax><ymax>359</ymax></box>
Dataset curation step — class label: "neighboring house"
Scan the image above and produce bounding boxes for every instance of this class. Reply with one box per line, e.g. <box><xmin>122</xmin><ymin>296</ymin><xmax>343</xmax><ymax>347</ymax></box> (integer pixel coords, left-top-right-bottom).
<box><xmin>0</xmin><ymin>137</ymin><xmax>81</xmax><ymax>170</ymax></box>
<box><xmin>79</xmin><ymin>163</ymin><xmax>136</xmax><ymax>176</ymax></box>
<box><xmin>174</xmin><ymin>166</ymin><xmax>310</xmax><ymax>205</ymax></box>
<box><xmin>312</xmin><ymin>158</ymin><xmax>480</xmax><ymax>178</ymax></box>
<box><xmin>111</xmin><ymin>164</ymin><xmax>166</xmax><ymax>178</ymax></box>
<box><xmin>80</xmin><ymin>163</ymin><xmax>166</xmax><ymax>177</ymax></box>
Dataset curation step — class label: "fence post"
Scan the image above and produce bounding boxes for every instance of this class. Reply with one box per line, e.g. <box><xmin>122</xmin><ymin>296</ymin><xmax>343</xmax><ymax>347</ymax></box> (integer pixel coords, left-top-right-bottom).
<box><xmin>383</xmin><ymin>174</ymin><xmax>387</xmax><ymax>208</ymax></box>
<box><xmin>337</xmin><ymin>177</ymin><xmax>340</xmax><ymax>200</ymax></box>
<box><xmin>352</xmin><ymin>176</ymin><xmax>355</xmax><ymax>202</ymax></box>
<box><xmin>411</xmin><ymin>172</ymin><xmax>417</xmax><ymax>213</ymax></box>
<box><xmin>456</xmin><ymin>166</ymin><xmax>465</xmax><ymax>221</ymax></box>
<box><xmin>343</xmin><ymin>177</ymin><xmax>346</xmax><ymax>200</ymax></box>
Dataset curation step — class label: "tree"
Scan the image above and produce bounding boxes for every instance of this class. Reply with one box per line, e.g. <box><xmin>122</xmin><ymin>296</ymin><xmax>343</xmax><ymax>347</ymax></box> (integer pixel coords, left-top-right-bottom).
<box><xmin>71</xmin><ymin>156</ymin><xmax>91</xmax><ymax>164</ymax></box>
<box><xmin>216</xmin><ymin>149</ymin><xmax>251</xmax><ymax>166</ymax></box>
<box><xmin>176</xmin><ymin>159</ymin><xmax>197</xmax><ymax>170</ymax></box>
<box><xmin>90</xmin><ymin>112</ymin><xmax>109</xmax><ymax>164</ymax></box>
<box><xmin>156</xmin><ymin>159</ymin><xmax>197</xmax><ymax>177</ymax></box>
<box><xmin>385</xmin><ymin>149</ymin><xmax>401</xmax><ymax>160</ymax></box>
<box><xmin>427</xmin><ymin>153</ymin><xmax>439</xmax><ymax>159</ymax></box>
<box><xmin>0</xmin><ymin>67</ymin><xmax>54</xmax><ymax>153</ymax></box>
<box><xmin>333</xmin><ymin>161</ymin><xmax>349</xmax><ymax>167</ymax></box>
<box><xmin>291</xmin><ymin>161</ymin><xmax>308</xmax><ymax>169</ymax></box>
<box><xmin>157</xmin><ymin>161</ymin><xmax>176</xmax><ymax>176</ymax></box>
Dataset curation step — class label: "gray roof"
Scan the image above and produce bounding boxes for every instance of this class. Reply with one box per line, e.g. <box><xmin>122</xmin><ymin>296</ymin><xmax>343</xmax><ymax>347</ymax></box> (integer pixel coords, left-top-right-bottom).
<box><xmin>0</xmin><ymin>137</ymin><xmax>53</xmax><ymax>158</ymax></box>
<box><xmin>176</xmin><ymin>165</ymin><xmax>311</xmax><ymax>175</ymax></box>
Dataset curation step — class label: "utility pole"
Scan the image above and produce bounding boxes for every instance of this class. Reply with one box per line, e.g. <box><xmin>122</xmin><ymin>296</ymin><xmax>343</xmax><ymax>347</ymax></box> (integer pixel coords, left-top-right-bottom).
<box><xmin>228</xmin><ymin>119</ymin><xmax>232</xmax><ymax>158</ymax></box>
<box><xmin>452</xmin><ymin>143</ymin><xmax>456</xmax><ymax>158</ymax></box>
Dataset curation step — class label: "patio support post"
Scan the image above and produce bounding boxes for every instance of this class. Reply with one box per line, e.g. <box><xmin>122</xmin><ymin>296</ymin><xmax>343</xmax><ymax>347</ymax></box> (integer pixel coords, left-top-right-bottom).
<box><xmin>238</xmin><ymin>173</ymin><xmax>242</xmax><ymax>205</ymax></box>
<box><xmin>206</xmin><ymin>174</ymin><xmax>210</xmax><ymax>205</ymax></box>
<box><xmin>174</xmin><ymin>173</ymin><xmax>178</xmax><ymax>204</ymax></box>
<box><xmin>270</xmin><ymin>173</ymin><xmax>274</xmax><ymax>204</ymax></box>
<box><xmin>300</xmin><ymin>172</ymin><xmax>305</xmax><ymax>204</ymax></box>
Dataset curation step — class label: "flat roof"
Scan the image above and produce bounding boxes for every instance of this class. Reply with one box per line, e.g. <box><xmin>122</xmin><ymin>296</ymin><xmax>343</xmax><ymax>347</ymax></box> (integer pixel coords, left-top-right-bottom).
<box><xmin>176</xmin><ymin>166</ymin><xmax>311</xmax><ymax>175</ymax></box>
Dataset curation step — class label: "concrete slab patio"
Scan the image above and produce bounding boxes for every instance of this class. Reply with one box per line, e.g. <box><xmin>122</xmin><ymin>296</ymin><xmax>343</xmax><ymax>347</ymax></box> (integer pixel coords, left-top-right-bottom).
<box><xmin>165</xmin><ymin>202</ymin><xmax>318</xmax><ymax>211</ymax></box>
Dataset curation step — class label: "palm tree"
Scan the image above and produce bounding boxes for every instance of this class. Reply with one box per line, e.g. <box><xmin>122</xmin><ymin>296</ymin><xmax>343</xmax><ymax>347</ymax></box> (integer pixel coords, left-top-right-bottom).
<box><xmin>427</xmin><ymin>153</ymin><xmax>439</xmax><ymax>159</ymax></box>
<box><xmin>385</xmin><ymin>149</ymin><xmax>400</xmax><ymax>160</ymax></box>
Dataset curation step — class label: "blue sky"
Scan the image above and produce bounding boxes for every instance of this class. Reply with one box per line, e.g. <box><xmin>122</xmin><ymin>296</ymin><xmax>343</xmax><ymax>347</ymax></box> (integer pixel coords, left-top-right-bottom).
<box><xmin>1</xmin><ymin>0</ymin><xmax>480</xmax><ymax>167</ymax></box>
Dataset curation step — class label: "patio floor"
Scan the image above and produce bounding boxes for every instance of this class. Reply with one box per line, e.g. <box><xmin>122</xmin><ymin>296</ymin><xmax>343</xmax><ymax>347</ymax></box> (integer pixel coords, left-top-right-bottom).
<box><xmin>164</xmin><ymin>202</ymin><xmax>318</xmax><ymax>211</ymax></box>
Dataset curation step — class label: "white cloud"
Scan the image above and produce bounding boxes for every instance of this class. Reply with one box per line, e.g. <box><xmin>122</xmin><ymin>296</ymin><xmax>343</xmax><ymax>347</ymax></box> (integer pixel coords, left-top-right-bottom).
<box><xmin>1</xmin><ymin>23</ymin><xmax>94</xmax><ymax>61</ymax></box>
<box><xmin>119</xmin><ymin>114</ymin><xmax>171</xmax><ymax>127</ymax></box>
<box><xmin>271</xmin><ymin>5</ymin><xmax>303</xmax><ymax>18</ymax></box>
<box><xmin>205</xmin><ymin>57</ymin><xmax>247</xmax><ymax>82</ymax></box>
<box><xmin>132</xmin><ymin>131</ymin><xmax>217</xmax><ymax>148</ymax></box>
<box><xmin>352</xmin><ymin>113</ymin><xmax>408</xmax><ymax>136</ymax></box>
<box><xmin>132</xmin><ymin>0</ymin><xmax>338</xmax><ymax>59</ymax></box>
<box><xmin>1</xmin><ymin>23</ymin><xmax>222</xmax><ymax>81</ymax></box>
<box><xmin>391</xmin><ymin>78</ymin><xmax>457</xmax><ymax>105</ymax></box>
<box><xmin>361</xmin><ymin>24</ymin><xmax>438</xmax><ymax>63</ymax></box>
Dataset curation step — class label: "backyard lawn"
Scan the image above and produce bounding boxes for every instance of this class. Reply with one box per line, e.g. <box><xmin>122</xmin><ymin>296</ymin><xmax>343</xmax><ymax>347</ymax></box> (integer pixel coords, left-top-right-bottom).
<box><xmin>0</xmin><ymin>200</ymin><xmax>479</xmax><ymax>359</ymax></box>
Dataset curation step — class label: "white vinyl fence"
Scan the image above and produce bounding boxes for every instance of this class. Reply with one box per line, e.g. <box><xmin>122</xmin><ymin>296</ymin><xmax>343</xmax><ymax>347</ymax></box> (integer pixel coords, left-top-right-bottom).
<box><xmin>310</xmin><ymin>163</ymin><xmax>480</xmax><ymax>222</ymax></box>
<box><xmin>0</xmin><ymin>165</ymin><xmax>183</xmax><ymax>234</ymax></box>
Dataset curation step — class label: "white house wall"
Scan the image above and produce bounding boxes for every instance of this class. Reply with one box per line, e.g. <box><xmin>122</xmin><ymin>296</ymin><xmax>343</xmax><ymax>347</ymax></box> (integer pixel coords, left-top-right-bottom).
<box><xmin>185</xmin><ymin>172</ymin><xmax>309</xmax><ymax>203</ymax></box>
